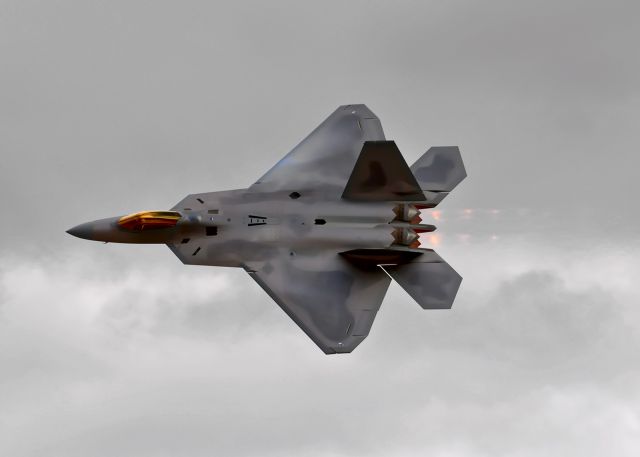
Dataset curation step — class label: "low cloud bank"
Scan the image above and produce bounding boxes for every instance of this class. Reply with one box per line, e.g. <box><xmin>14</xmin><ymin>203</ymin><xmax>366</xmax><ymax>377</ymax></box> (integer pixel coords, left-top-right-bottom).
<box><xmin>0</xmin><ymin>241</ymin><xmax>638</xmax><ymax>456</ymax></box>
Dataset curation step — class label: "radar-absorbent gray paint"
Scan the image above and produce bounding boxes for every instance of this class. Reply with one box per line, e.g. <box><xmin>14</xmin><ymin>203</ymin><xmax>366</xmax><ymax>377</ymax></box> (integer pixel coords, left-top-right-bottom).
<box><xmin>67</xmin><ymin>105</ymin><xmax>467</xmax><ymax>354</ymax></box>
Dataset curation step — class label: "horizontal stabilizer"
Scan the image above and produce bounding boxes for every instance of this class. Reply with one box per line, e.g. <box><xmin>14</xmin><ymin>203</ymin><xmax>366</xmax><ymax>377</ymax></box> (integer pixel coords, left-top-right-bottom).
<box><xmin>342</xmin><ymin>141</ymin><xmax>426</xmax><ymax>201</ymax></box>
<box><xmin>410</xmin><ymin>146</ymin><xmax>466</xmax><ymax>207</ymax></box>
<box><xmin>383</xmin><ymin>254</ymin><xmax>462</xmax><ymax>309</ymax></box>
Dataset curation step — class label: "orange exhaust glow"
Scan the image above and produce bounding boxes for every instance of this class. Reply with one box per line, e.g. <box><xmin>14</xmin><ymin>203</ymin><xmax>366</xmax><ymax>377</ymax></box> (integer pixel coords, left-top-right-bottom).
<box><xmin>425</xmin><ymin>234</ymin><xmax>440</xmax><ymax>246</ymax></box>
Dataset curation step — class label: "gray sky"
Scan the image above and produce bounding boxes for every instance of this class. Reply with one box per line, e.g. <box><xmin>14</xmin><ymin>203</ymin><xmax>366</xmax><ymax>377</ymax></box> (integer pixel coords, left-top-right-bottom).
<box><xmin>1</xmin><ymin>1</ymin><xmax>639</xmax><ymax>456</ymax></box>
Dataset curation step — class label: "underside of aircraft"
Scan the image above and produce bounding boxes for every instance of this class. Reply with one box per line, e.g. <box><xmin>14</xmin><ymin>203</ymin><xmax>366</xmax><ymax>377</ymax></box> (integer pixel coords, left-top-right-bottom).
<box><xmin>68</xmin><ymin>104</ymin><xmax>466</xmax><ymax>354</ymax></box>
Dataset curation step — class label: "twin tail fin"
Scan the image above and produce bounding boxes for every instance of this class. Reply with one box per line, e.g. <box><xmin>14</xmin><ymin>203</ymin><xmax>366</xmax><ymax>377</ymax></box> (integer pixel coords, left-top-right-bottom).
<box><xmin>342</xmin><ymin>141</ymin><xmax>466</xmax><ymax>207</ymax></box>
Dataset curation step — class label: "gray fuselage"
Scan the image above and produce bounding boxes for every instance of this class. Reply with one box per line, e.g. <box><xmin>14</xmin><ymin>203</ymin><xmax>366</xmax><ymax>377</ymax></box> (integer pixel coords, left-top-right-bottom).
<box><xmin>68</xmin><ymin>188</ymin><xmax>399</xmax><ymax>269</ymax></box>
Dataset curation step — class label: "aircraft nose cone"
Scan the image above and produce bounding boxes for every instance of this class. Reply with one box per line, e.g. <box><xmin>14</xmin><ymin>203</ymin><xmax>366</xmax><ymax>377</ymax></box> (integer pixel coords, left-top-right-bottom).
<box><xmin>66</xmin><ymin>222</ymin><xmax>93</xmax><ymax>240</ymax></box>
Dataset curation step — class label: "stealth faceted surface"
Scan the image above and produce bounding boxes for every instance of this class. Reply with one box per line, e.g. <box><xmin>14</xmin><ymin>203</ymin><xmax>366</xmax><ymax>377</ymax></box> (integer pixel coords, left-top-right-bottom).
<box><xmin>68</xmin><ymin>105</ymin><xmax>466</xmax><ymax>353</ymax></box>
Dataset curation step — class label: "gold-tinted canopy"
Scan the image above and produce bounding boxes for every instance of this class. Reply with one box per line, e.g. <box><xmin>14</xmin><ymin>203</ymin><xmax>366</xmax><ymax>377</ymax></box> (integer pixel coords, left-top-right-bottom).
<box><xmin>118</xmin><ymin>211</ymin><xmax>181</xmax><ymax>231</ymax></box>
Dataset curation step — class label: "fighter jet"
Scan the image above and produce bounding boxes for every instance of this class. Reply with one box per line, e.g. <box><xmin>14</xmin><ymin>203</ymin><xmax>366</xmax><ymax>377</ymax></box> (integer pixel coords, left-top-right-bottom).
<box><xmin>68</xmin><ymin>105</ymin><xmax>466</xmax><ymax>354</ymax></box>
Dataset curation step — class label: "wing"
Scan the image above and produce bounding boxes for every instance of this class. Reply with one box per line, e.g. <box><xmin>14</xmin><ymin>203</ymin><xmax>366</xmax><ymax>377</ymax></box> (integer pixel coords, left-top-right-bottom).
<box><xmin>248</xmin><ymin>104</ymin><xmax>386</xmax><ymax>196</ymax></box>
<box><xmin>244</xmin><ymin>250</ymin><xmax>391</xmax><ymax>354</ymax></box>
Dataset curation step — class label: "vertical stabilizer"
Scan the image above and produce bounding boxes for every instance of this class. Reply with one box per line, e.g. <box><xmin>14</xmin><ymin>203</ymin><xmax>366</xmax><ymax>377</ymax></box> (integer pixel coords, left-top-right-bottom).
<box><xmin>342</xmin><ymin>141</ymin><xmax>426</xmax><ymax>201</ymax></box>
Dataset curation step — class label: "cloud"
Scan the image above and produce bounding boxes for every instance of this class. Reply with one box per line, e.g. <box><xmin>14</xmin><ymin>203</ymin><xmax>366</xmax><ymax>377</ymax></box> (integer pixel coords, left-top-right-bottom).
<box><xmin>0</xmin><ymin>241</ymin><xmax>638</xmax><ymax>456</ymax></box>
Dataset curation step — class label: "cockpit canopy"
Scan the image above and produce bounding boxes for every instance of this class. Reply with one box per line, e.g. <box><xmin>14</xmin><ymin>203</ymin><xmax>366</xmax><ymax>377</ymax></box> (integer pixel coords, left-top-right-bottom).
<box><xmin>118</xmin><ymin>211</ymin><xmax>182</xmax><ymax>231</ymax></box>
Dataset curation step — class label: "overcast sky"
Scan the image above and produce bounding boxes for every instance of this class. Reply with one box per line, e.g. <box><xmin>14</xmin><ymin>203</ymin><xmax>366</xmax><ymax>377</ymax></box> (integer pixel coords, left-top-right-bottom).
<box><xmin>1</xmin><ymin>1</ymin><xmax>639</xmax><ymax>456</ymax></box>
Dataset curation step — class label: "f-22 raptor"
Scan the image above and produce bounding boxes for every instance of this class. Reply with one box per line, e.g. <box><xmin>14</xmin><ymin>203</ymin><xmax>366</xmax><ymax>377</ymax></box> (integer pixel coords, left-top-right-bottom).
<box><xmin>68</xmin><ymin>105</ymin><xmax>466</xmax><ymax>354</ymax></box>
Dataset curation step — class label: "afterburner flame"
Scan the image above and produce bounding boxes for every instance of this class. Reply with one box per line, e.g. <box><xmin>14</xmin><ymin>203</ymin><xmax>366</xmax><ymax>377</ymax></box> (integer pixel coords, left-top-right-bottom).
<box><xmin>426</xmin><ymin>234</ymin><xmax>441</xmax><ymax>246</ymax></box>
